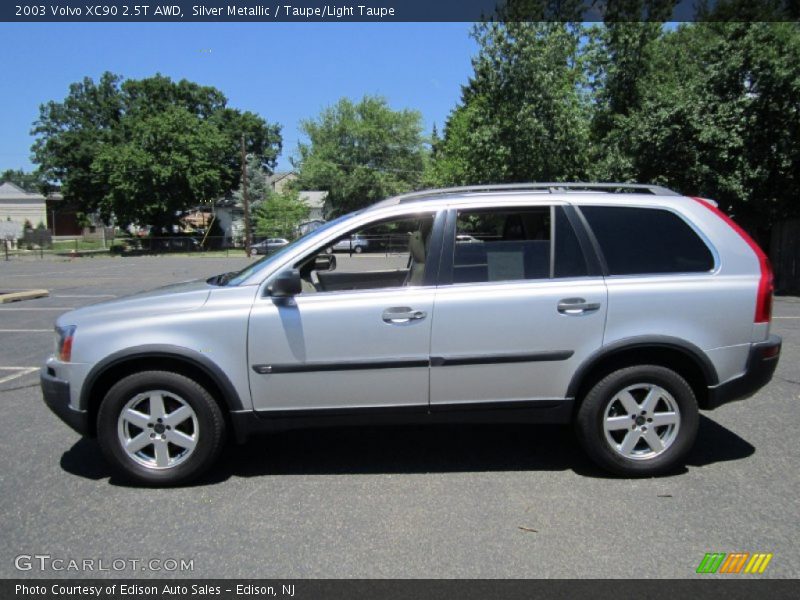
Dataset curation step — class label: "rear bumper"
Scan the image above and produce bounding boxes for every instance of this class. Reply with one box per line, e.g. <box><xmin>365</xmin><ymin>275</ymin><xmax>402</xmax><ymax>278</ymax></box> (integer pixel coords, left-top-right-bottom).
<box><xmin>41</xmin><ymin>367</ymin><xmax>90</xmax><ymax>436</ymax></box>
<box><xmin>706</xmin><ymin>334</ymin><xmax>782</xmax><ymax>410</ymax></box>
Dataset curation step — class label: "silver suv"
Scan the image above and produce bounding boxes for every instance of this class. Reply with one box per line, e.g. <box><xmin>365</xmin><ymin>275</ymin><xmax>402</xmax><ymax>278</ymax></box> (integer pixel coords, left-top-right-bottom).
<box><xmin>41</xmin><ymin>183</ymin><xmax>781</xmax><ymax>485</ymax></box>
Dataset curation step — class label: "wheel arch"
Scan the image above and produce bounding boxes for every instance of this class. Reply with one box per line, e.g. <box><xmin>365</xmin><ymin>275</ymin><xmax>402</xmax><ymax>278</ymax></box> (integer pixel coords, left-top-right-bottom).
<box><xmin>80</xmin><ymin>345</ymin><xmax>244</xmax><ymax>437</ymax></box>
<box><xmin>567</xmin><ymin>336</ymin><xmax>719</xmax><ymax>413</ymax></box>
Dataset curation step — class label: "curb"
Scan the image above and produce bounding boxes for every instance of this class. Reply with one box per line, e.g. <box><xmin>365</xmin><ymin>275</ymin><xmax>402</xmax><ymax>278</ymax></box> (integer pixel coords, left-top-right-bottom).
<box><xmin>0</xmin><ymin>289</ymin><xmax>50</xmax><ymax>303</ymax></box>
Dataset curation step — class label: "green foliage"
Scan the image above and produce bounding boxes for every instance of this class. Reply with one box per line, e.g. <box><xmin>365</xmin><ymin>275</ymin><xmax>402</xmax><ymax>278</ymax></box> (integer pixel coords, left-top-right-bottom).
<box><xmin>75</xmin><ymin>212</ymin><xmax>93</xmax><ymax>229</ymax></box>
<box><xmin>431</xmin><ymin>22</ymin><xmax>591</xmax><ymax>187</ymax></box>
<box><xmin>0</xmin><ymin>169</ymin><xmax>46</xmax><ymax>193</ymax></box>
<box><xmin>252</xmin><ymin>189</ymin><xmax>310</xmax><ymax>239</ymax></box>
<box><xmin>234</xmin><ymin>154</ymin><xmax>271</xmax><ymax>207</ymax></box>
<box><xmin>293</xmin><ymin>96</ymin><xmax>426</xmax><ymax>215</ymax></box>
<box><xmin>91</xmin><ymin>105</ymin><xmax>230</xmax><ymax>230</ymax></box>
<box><xmin>31</xmin><ymin>72</ymin><xmax>281</xmax><ymax>229</ymax></box>
<box><xmin>605</xmin><ymin>22</ymin><xmax>800</xmax><ymax>233</ymax></box>
<box><xmin>430</xmin><ymin>18</ymin><xmax>800</xmax><ymax>234</ymax></box>
<box><xmin>585</xmin><ymin>21</ymin><xmax>665</xmax><ymax>180</ymax></box>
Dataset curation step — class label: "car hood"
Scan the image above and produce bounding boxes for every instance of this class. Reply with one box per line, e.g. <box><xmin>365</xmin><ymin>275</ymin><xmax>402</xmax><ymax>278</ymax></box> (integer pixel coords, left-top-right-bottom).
<box><xmin>55</xmin><ymin>279</ymin><xmax>213</xmax><ymax>327</ymax></box>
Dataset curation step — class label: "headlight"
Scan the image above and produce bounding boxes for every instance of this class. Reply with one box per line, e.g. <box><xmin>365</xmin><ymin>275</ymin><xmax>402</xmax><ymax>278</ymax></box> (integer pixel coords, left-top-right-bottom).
<box><xmin>55</xmin><ymin>325</ymin><xmax>76</xmax><ymax>362</ymax></box>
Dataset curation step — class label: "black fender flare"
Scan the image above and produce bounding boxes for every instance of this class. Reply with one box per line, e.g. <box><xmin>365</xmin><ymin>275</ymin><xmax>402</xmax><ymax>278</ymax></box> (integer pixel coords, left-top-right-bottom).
<box><xmin>566</xmin><ymin>335</ymin><xmax>719</xmax><ymax>400</ymax></box>
<box><xmin>80</xmin><ymin>344</ymin><xmax>245</xmax><ymax>412</ymax></box>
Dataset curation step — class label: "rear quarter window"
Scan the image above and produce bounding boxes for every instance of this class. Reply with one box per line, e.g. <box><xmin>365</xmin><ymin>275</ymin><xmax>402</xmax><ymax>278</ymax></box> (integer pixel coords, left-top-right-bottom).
<box><xmin>580</xmin><ymin>206</ymin><xmax>714</xmax><ymax>275</ymax></box>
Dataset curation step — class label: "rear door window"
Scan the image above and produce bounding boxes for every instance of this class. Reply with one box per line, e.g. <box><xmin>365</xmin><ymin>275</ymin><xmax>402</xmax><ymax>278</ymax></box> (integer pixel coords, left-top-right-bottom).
<box><xmin>580</xmin><ymin>206</ymin><xmax>714</xmax><ymax>275</ymax></box>
<box><xmin>449</xmin><ymin>206</ymin><xmax>588</xmax><ymax>284</ymax></box>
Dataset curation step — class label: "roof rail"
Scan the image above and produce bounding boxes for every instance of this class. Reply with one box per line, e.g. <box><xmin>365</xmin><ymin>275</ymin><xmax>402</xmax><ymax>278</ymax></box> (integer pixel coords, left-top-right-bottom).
<box><xmin>387</xmin><ymin>182</ymin><xmax>680</xmax><ymax>205</ymax></box>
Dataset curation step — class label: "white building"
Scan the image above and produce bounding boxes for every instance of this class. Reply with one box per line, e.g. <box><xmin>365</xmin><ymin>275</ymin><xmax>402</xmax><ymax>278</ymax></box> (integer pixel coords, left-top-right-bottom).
<box><xmin>299</xmin><ymin>190</ymin><xmax>328</xmax><ymax>221</ymax></box>
<box><xmin>0</xmin><ymin>182</ymin><xmax>47</xmax><ymax>229</ymax></box>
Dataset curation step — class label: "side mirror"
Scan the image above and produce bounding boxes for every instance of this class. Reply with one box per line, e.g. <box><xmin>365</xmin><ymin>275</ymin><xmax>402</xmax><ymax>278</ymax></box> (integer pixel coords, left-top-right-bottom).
<box><xmin>268</xmin><ymin>269</ymin><xmax>302</xmax><ymax>298</ymax></box>
<box><xmin>313</xmin><ymin>254</ymin><xmax>336</xmax><ymax>272</ymax></box>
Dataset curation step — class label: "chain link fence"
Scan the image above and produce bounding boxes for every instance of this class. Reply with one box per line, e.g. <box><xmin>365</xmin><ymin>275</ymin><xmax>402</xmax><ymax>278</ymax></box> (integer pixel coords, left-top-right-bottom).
<box><xmin>2</xmin><ymin>232</ymin><xmax>421</xmax><ymax>261</ymax></box>
<box><xmin>2</xmin><ymin>236</ymin><xmax>249</xmax><ymax>260</ymax></box>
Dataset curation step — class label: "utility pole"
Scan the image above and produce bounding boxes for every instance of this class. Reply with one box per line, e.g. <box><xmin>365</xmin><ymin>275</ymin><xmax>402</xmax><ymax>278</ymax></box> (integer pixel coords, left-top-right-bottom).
<box><xmin>241</xmin><ymin>134</ymin><xmax>252</xmax><ymax>257</ymax></box>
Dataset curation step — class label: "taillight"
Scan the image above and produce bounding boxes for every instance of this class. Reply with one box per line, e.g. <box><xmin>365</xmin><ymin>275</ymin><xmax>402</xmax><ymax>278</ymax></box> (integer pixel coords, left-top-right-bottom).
<box><xmin>56</xmin><ymin>325</ymin><xmax>76</xmax><ymax>362</ymax></box>
<box><xmin>691</xmin><ymin>197</ymin><xmax>773</xmax><ymax>323</ymax></box>
<box><xmin>754</xmin><ymin>254</ymin><xmax>774</xmax><ymax>323</ymax></box>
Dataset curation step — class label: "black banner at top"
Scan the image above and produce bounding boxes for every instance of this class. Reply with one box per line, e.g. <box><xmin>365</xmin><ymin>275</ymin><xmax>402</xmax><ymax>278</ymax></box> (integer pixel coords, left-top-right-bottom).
<box><xmin>2</xmin><ymin>0</ymin><xmax>799</xmax><ymax>23</ymax></box>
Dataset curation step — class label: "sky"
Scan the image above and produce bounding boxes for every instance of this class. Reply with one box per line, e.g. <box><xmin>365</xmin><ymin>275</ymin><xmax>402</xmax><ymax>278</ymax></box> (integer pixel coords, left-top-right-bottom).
<box><xmin>0</xmin><ymin>22</ymin><xmax>477</xmax><ymax>173</ymax></box>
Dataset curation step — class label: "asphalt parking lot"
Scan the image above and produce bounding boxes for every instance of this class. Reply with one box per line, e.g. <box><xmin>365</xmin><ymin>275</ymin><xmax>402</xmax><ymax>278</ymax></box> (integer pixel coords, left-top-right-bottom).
<box><xmin>0</xmin><ymin>255</ymin><xmax>798</xmax><ymax>578</ymax></box>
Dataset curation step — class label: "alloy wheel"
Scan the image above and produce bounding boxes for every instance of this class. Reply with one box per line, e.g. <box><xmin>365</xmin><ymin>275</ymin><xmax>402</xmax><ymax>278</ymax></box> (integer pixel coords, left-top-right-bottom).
<box><xmin>117</xmin><ymin>390</ymin><xmax>199</xmax><ymax>469</ymax></box>
<box><xmin>602</xmin><ymin>383</ymin><xmax>681</xmax><ymax>461</ymax></box>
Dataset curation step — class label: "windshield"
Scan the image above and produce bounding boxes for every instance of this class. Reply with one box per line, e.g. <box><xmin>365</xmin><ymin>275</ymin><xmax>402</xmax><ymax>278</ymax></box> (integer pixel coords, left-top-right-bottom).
<box><xmin>221</xmin><ymin>214</ymin><xmax>355</xmax><ymax>286</ymax></box>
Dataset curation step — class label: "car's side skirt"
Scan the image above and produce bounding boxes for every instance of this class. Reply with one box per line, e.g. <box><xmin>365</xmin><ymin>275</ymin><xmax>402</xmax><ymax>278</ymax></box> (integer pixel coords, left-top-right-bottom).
<box><xmin>229</xmin><ymin>398</ymin><xmax>574</xmax><ymax>442</ymax></box>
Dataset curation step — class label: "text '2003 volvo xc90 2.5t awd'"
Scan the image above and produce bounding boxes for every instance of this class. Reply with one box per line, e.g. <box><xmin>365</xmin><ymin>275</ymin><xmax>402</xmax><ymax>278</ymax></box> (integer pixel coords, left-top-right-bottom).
<box><xmin>41</xmin><ymin>183</ymin><xmax>781</xmax><ymax>485</ymax></box>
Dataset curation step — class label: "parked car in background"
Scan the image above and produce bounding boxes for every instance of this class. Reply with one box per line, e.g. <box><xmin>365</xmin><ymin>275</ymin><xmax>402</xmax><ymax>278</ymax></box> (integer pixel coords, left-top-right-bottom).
<box><xmin>456</xmin><ymin>234</ymin><xmax>482</xmax><ymax>243</ymax></box>
<box><xmin>252</xmin><ymin>238</ymin><xmax>289</xmax><ymax>255</ymax></box>
<box><xmin>146</xmin><ymin>237</ymin><xmax>200</xmax><ymax>252</ymax></box>
<box><xmin>41</xmin><ymin>183</ymin><xmax>780</xmax><ymax>485</ymax></box>
<box><xmin>326</xmin><ymin>234</ymin><xmax>369</xmax><ymax>253</ymax></box>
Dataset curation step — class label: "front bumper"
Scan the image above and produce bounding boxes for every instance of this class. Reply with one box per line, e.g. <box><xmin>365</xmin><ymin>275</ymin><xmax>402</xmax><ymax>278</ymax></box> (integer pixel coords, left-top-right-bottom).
<box><xmin>41</xmin><ymin>366</ymin><xmax>90</xmax><ymax>436</ymax></box>
<box><xmin>706</xmin><ymin>334</ymin><xmax>782</xmax><ymax>410</ymax></box>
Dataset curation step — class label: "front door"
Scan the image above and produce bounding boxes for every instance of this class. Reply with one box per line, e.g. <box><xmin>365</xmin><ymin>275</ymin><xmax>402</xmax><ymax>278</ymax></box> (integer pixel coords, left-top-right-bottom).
<box><xmin>247</xmin><ymin>211</ymin><xmax>441</xmax><ymax>412</ymax></box>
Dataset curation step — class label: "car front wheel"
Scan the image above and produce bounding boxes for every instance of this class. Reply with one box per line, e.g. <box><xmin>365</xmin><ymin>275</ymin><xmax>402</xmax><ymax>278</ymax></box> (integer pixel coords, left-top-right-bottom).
<box><xmin>576</xmin><ymin>365</ymin><xmax>699</xmax><ymax>476</ymax></box>
<box><xmin>97</xmin><ymin>370</ymin><xmax>225</xmax><ymax>485</ymax></box>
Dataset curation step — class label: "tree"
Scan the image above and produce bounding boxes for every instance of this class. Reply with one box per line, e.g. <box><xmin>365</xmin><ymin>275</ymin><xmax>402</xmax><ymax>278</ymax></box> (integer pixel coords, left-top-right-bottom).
<box><xmin>425</xmin><ymin>102</ymin><xmax>484</xmax><ymax>186</ymax></box>
<box><xmin>585</xmin><ymin>17</ymin><xmax>668</xmax><ymax>180</ymax></box>
<box><xmin>0</xmin><ymin>169</ymin><xmax>45</xmax><ymax>193</ymax></box>
<box><xmin>233</xmin><ymin>154</ymin><xmax>271</xmax><ymax>208</ymax></box>
<box><xmin>293</xmin><ymin>96</ymin><xmax>426</xmax><ymax>215</ymax></box>
<box><xmin>92</xmin><ymin>106</ymin><xmax>234</xmax><ymax>230</ymax></box>
<box><xmin>31</xmin><ymin>72</ymin><xmax>281</xmax><ymax>229</ymax></box>
<box><xmin>431</xmin><ymin>21</ymin><xmax>592</xmax><ymax>186</ymax></box>
<box><xmin>430</xmin><ymin>15</ymin><xmax>799</xmax><ymax>238</ymax></box>
<box><xmin>252</xmin><ymin>189</ymin><xmax>309</xmax><ymax>239</ymax></box>
<box><xmin>611</xmin><ymin>22</ymin><xmax>800</xmax><ymax>235</ymax></box>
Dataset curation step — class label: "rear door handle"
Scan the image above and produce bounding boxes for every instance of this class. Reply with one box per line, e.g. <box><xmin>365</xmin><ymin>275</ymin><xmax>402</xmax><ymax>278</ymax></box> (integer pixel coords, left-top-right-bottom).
<box><xmin>557</xmin><ymin>298</ymin><xmax>601</xmax><ymax>315</ymax></box>
<box><xmin>382</xmin><ymin>307</ymin><xmax>427</xmax><ymax>324</ymax></box>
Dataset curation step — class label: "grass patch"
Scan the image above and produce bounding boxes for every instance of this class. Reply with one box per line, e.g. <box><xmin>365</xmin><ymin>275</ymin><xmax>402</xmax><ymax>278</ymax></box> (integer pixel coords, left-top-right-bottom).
<box><xmin>52</xmin><ymin>239</ymin><xmax>107</xmax><ymax>251</ymax></box>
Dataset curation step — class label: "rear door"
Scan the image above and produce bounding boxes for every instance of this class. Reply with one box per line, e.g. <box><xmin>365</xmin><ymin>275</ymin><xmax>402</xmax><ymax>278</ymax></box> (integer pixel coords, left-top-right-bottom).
<box><xmin>429</xmin><ymin>204</ymin><xmax>607</xmax><ymax>407</ymax></box>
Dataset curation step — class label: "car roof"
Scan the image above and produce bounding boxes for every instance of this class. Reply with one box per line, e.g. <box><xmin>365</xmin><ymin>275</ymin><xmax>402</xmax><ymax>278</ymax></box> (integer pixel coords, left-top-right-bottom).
<box><xmin>368</xmin><ymin>182</ymin><xmax>683</xmax><ymax>213</ymax></box>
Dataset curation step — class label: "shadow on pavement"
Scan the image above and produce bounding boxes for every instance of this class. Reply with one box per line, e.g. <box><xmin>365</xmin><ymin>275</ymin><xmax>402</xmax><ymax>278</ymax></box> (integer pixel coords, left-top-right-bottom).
<box><xmin>59</xmin><ymin>437</ymin><xmax>111</xmax><ymax>481</ymax></box>
<box><xmin>59</xmin><ymin>415</ymin><xmax>755</xmax><ymax>487</ymax></box>
<box><xmin>685</xmin><ymin>414</ymin><xmax>756</xmax><ymax>466</ymax></box>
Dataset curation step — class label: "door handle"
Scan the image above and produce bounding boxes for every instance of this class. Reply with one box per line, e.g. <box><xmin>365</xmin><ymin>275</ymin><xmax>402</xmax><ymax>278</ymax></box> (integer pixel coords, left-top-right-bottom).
<box><xmin>557</xmin><ymin>298</ymin><xmax>601</xmax><ymax>315</ymax></box>
<box><xmin>382</xmin><ymin>307</ymin><xmax>427</xmax><ymax>324</ymax></box>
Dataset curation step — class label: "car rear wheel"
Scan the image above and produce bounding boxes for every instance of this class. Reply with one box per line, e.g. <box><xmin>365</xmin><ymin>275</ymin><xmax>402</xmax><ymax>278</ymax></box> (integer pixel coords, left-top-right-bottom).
<box><xmin>97</xmin><ymin>371</ymin><xmax>225</xmax><ymax>485</ymax></box>
<box><xmin>353</xmin><ymin>245</ymin><xmax>363</xmax><ymax>253</ymax></box>
<box><xmin>576</xmin><ymin>365</ymin><xmax>699</xmax><ymax>476</ymax></box>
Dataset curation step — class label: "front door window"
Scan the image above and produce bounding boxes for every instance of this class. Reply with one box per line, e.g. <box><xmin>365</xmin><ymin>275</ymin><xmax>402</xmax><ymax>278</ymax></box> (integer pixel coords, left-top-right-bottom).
<box><xmin>294</xmin><ymin>214</ymin><xmax>436</xmax><ymax>293</ymax></box>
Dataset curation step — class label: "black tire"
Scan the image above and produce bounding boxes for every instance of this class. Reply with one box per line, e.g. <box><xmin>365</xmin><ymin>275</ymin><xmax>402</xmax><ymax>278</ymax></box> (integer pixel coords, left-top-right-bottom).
<box><xmin>353</xmin><ymin>245</ymin><xmax>363</xmax><ymax>253</ymax></box>
<box><xmin>97</xmin><ymin>370</ymin><xmax>225</xmax><ymax>486</ymax></box>
<box><xmin>575</xmin><ymin>365</ymin><xmax>699</xmax><ymax>477</ymax></box>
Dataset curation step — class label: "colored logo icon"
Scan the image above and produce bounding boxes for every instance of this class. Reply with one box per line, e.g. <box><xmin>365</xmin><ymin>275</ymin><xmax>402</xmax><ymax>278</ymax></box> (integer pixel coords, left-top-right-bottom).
<box><xmin>696</xmin><ymin>552</ymin><xmax>773</xmax><ymax>574</ymax></box>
